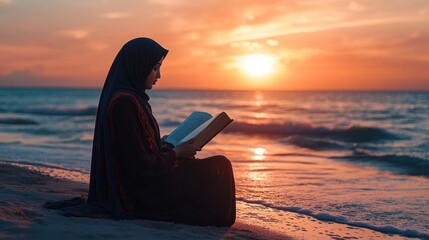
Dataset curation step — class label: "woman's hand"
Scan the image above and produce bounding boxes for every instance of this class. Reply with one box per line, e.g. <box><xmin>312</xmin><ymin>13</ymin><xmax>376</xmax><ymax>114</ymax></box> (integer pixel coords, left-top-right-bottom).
<box><xmin>173</xmin><ymin>140</ymin><xmax>201</xmax><ymax>159</ymax></box>
<box><xmin>161</xmin><ymin>135</ymin><xmax>174</xmax><ymax>151</ymax></box>
<box><xmin>161</xmin><ymin>135</ymin><xmax>169</xmax><ymax>141</ymax></box>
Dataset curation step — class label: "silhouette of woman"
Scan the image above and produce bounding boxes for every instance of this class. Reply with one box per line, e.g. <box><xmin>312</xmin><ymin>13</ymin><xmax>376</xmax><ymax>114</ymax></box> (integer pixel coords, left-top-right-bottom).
<box><xmin>85</xmin><ymin>37</ymin><xmax>236</xmax><ymax>226</ymax></box>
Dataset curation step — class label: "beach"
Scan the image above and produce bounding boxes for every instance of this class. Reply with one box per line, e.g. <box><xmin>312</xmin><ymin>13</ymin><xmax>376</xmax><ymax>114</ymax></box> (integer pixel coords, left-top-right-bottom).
<box><xmin>1</xmin><ymin>0</ymin><xmax>429</xmax><ymax>238</ymax></box>
<box><xmin>1</xmin><ymin>161</ymin><xmax>417</xmax><ymax>240</ymax></box>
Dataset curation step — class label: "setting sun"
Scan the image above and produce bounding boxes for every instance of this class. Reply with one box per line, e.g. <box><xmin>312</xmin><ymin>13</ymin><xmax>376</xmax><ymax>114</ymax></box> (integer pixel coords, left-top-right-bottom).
<box><xmin>239</xmin><ymin>54</ymin><xmax>276</xmax><ymax>77</ymax></box>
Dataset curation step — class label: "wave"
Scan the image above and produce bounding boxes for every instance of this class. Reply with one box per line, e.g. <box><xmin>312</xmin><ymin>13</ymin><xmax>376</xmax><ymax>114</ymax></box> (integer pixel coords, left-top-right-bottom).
<box><xmin>24</xmin><ymin>128</ymin><xmax>62</xmax><ymax>135</ymax></box>
<box><xmin>0</xmin><ymin>141</ymin><xmax>21</xmax><ymax>145</ymax></box>
<box><xmin>281</xmin><ymin>136</ymin><xmax>346</xmax><ymax>150</ymax></box>
<box><xmin>224</xmin><ymin>121</ymin><xmax>399</xmax><ymax>143</ymax></box>
<box><xmin>54</xmin><ymin>134</ymin><xmax>93</xmax><ymax>144</ymax></box>
<box><xmin>0</xmin><ymin>118</ymin><xmax>39</xmax><ymax>125</ymax></box>
<box><xmin>333</xmin><ymin>153</ymin><xmax>429</xmax><ymax>177</ymax></box>
<box><xmin>407</xmin><ymin>106</ymin><xmax>427</xmax><ymax>114</ymax></box>
<box><xmin>14</xmin><ymin>106</ymin><xmax>97</xmax><ymax>116</ymax></box>
<box><xmin>237</xmin><ymin>198</ymin><xmax>429</xmax><ymax>239</ymax></box>
<box><xmin>0</xmin><ymin>160</ymin><xmax>89</xmax><ymax>174</ymax></box>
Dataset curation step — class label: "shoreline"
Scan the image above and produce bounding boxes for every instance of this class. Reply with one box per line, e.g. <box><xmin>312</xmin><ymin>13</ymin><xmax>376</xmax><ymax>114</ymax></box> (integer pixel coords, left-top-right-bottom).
<box><xmin>0</xmin><ymin>161</ymin><xmax>290</xmax><ymax>240</ymax></box>
<box><xmin>0</xmin><ymin>161</ymin><xmax>416</xmax><ymax>239</ymax></box>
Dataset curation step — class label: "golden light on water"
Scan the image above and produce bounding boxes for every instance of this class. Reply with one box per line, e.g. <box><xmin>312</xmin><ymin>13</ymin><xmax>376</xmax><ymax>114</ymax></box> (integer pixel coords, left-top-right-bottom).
<box><xmin>251</xmin><ymin>147</ymin><xmax>267</xmax><ymax>161</ymax></box>
<box><xmin>253</xmin><ymin>147</ymin><xmax>267</xmax><ymax>155</ymax></box>
<box><xmin>239</xmin><ymin>54</ymin><xmax>276</xmax><ymax>77</ymax></box>
<box><xmin>254</xmin><ymin>92</ymin><xmax>265</xmax><ymax>106</ymax></box>
<box><xmin>248</xmin><ymin>151</ymin><xmax>269</xmax><ymax>181</ymax></box>
<box><xmin>248</xmin><ymin>162</ymin><xmax>268</xmax><ymax>181</ymax></box>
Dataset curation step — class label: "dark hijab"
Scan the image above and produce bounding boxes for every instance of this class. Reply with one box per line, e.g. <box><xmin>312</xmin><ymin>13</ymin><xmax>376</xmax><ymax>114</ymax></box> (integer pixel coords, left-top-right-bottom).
<box><xmin>88</xmin><ymin>38</ymin><xmax>168</xmax><ymax>217</ymax></box>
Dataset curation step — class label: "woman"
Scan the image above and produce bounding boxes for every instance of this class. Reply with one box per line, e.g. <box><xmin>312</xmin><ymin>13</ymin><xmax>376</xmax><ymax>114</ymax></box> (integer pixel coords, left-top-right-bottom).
<box><xmin>87</xmin><ymin>37</ymin><xmax>235</xmax><ymax>226</ymax></box>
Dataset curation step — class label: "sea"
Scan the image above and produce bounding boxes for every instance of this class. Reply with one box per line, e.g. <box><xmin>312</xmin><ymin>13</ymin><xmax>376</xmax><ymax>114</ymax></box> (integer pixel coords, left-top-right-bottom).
<box><xmin>0</xmin><ymin>88</ymin><xmax>428</xmax><ymax>239</ymax></box>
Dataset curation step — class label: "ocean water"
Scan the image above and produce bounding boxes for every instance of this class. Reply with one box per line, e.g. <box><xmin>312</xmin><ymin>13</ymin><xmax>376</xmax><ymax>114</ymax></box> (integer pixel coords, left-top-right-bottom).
<box><xmin>0</xmin><ymin>88</ymin><xmax>428</xmax><ymax>238</ymax></box>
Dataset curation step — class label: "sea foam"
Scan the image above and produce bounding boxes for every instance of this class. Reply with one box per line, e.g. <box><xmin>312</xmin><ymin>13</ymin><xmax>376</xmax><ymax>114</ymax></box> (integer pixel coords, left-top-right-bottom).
<box><xmin>237</xmin><ymin>198</ymin><xmax>429</xmax><ymax>239</ymax></box>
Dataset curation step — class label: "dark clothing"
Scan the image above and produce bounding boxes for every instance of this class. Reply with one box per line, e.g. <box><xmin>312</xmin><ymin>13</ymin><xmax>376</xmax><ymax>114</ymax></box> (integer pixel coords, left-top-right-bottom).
<box><xmin>87</xmin><ymin>38</ymin><xmax>169</xmax><ymax>218</ymax></box>
<box><xmin>44</xmin><ymin>38</ymin><xmax>235</xmax><ymax>227</ymax></box>
<box><xmin>109</xmin><ymin>94</ymin><xmax>236</xmax><ymax>226</ymax></box>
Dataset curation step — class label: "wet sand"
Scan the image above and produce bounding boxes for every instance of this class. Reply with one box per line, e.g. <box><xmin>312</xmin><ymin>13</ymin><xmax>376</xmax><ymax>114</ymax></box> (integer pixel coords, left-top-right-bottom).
<box><xmin>0</xmin><ymin>161</ymin><xmax>412</xmax><ymax>239</ymax></box>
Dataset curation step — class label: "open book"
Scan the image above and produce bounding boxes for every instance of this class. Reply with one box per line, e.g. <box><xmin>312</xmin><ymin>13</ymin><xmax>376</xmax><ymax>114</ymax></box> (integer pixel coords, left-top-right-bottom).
<box><xmin>164</xmin><ymin>111</ymin><xmax>233</xmax><ymax>149</ymax></box>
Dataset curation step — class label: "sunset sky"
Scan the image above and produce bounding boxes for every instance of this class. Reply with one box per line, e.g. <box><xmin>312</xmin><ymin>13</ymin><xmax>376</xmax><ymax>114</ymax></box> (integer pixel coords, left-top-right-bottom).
<box><xmin>0</xmin><ymin>0</ymin><xmax>428</xmax><ymax>90</ymax></box>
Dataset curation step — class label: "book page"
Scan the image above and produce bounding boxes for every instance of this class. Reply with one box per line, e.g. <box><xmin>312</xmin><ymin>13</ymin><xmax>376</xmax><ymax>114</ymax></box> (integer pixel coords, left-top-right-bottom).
<box><xmin>180</xmin><ymin>112</ymin><xmax>233</xmax><ymax>148</ymax></box>
<box><xmin>164</xmin><ymin>111</ymin><xmax>212</xmax><ymax>146</ymax></box>
<box><xmin>180</xmin><ymin>116</ymin><xmax>216</xmax><ymax>144</ymax></box>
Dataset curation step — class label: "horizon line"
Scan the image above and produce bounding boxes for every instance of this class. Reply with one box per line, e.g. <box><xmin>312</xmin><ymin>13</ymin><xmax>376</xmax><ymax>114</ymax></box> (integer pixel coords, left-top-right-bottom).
<box><xmin>0</xmin><ymin>86</ymin><xmax>428</xmax><ymax>92</ymax></box>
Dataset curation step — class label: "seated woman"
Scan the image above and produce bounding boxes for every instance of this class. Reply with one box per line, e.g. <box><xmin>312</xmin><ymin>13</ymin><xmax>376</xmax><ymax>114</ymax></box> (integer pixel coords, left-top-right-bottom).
<box><xmin>87</xmin><ymin>38</ymin><xmax>236</xmax><ymax>226</ymax></box>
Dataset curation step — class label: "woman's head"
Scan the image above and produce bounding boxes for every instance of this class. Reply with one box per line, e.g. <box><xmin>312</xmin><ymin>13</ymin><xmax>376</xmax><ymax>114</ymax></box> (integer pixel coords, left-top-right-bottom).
<box><xmin>121</xmin><ymin>38</ymin><xmax>168</xmax><ymax>91</ymax></box>
<box><xmin>122</xmin><ymin>38</ymin><xmax>168</xmax><ymax>91</ymax></box>
<box><xmin>103</xmin><ymin>37</ymin><xmax>168</xmax><ymax>96</ymax></box>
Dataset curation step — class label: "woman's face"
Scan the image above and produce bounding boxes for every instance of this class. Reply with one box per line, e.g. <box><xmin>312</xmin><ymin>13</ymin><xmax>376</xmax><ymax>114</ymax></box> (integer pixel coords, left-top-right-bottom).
<box><xmin>145</xmin><ymin>57</ymin><xmax>164</xmax><ymax>90</ymax></box>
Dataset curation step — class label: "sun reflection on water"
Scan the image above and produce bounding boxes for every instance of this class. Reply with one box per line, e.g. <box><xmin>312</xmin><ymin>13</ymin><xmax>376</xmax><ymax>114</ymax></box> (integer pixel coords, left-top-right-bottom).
<box><xmin>253</xmin><ymin>112</ymin><xmax>266</xmax><ymax>119</ymax></box>
<box><xmin>248</xmin><ymin>147</ymin><xmax>269</xmax><ymax>181</ymax></box>
<box><xmin>248</xmin><ymin>162</ymin><xmax>268</xmax><ymax>181</ymax></box>
<box><xmin>251</xmin><ymin>147</ymin><xmax>267</xmax><ymax>161</ymax></box>
<box><xmin>254</xmin><ymin>92</ymin><xmax>264</xmax><ymax>106</ymax></box>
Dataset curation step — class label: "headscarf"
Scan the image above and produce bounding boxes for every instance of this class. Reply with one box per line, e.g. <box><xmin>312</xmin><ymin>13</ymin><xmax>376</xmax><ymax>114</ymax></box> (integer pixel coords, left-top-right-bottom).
<box><xmin>87</xmin><ymin>37</ymin><xmax>168</xmax><ymax>217</ymax></box>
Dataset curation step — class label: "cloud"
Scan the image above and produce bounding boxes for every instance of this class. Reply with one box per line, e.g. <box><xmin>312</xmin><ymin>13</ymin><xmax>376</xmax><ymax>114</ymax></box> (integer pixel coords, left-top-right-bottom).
<box><xmin>0</xmin><ymin>44</ymin><xmax>53</xmax><ymax>57</ymax></box>
<box><xmin>210</xmin><ymin>15</ymin><xmax>426</xmax><ymax>45</ymax></box>
<box><xmin>389</xmin><ymin>32</ymin><xmax>421</xmax><ymax>46</ymax></box>
<box><xmin>0</xmin><ymin>70</ymin><xmax>96</xmax><ymax>87</ymax></box>
<box><xmin>349</xmin><ymin>1</ymin><xmax>366</xmax><ymax>12</ymax></box>
<box><xmin>146</xmin><ymin>0</ymin><xmax>189</xmax><ymax>6</ymax></box>
<box><xmin>88</xmin><ymin>42</ymin><xmax>109</xmax><ymax>51</ymax></box>
<box><xmin>148</xmin><ymin>0</ymin><xmax>427</xmax><ymax>48</ymax></box>
<box><xmin>1</xmin><ymin>0</ymin><xmax>428</xmax><ymax>90</ymax></box>
<box><xmin>266</xmin><ymin>39</ymin><xmax>279</xmax><ymax>46</ymax></box>
<box><xmin>100</xmin><ymin>12</ymin><xmax>130</xmax><ymax>19</ymax></box>
<box><xmin>0</xmin><ymin>70</ymin><xmax>50</xmax><ymax>87</ymax></box>
<box><xmin>182</xmin><ymin>32</ymin><xmax>201</xmax><ymax>41</ymax></box>
<box><xmin>230</xmin><ymin>41</ymin><xmax>263</xmax><ymax>51</ymax></box>
<box><xmin>57</xmin><ymin>29</ymin><xmax>89</xmax><ymax>40</ymax></box>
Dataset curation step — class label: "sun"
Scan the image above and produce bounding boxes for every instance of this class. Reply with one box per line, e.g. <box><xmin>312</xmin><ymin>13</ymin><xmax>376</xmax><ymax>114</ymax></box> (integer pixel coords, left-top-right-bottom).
<box><xmin>239</xmin><ymin>54</ymin><xmax>276</xmax><ymax>77</ymax></box>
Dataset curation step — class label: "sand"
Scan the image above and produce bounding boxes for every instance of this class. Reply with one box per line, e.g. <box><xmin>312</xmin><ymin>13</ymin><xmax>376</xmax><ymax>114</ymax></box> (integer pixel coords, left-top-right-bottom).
<box><xmin>0</xmin><ymin>161</ymin><xmax>413</xmax><ymax>240</ymax></box>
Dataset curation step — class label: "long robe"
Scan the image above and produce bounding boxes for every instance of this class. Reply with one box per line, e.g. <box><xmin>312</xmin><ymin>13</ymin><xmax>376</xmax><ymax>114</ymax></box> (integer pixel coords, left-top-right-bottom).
<box><xmin>44</xmin><ymin>38</ymin><xmax>235</xmax><ymax>227</ymax></box>
<box><xmin>109</xmin><ymin>92</ymin><xmax>236</xmax><ymax>226</ymax></box>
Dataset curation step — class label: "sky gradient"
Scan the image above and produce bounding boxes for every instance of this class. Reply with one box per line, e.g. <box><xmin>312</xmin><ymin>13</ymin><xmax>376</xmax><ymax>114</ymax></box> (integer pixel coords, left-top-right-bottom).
<box><xmin>0</xmin><ymin>0</ymin><xmax>428</xmax><ymax>90</ymax></box>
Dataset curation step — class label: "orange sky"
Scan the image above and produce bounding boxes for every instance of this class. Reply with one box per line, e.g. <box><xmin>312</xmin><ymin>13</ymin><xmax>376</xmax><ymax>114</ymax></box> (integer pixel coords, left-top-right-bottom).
<box><xmin>0</xmin><ymin>0</ymin><xmax>428</xmax><ymax>90</ymax></box>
